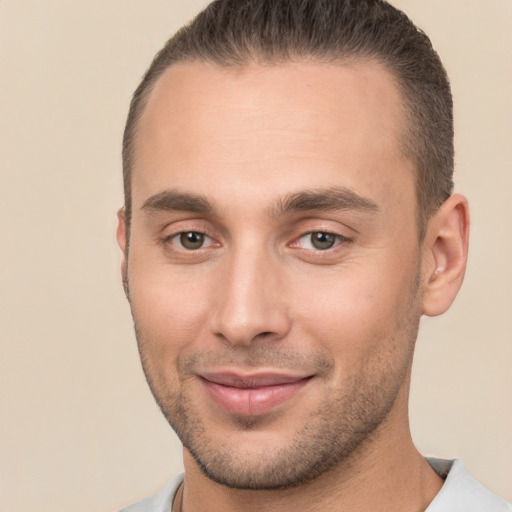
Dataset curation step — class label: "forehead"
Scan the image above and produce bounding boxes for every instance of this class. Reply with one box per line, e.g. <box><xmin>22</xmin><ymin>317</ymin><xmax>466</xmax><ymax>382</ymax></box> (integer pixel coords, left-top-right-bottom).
<box><xmin>132</xmin><ymin>59</ymin><xmax>414</xmax><ymax>213</ymax></box>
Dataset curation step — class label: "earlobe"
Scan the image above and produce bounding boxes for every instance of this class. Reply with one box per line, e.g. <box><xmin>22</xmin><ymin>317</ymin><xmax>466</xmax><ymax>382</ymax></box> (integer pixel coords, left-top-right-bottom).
<box><xmin>421</xmin><ymin>193</ymin><xmax>470</xmax><ymax>317</ymax></box>
<box><xmin>116</xmin><ymin>208</ymin><xmax>130</xmax><ymax>298</ymax></box>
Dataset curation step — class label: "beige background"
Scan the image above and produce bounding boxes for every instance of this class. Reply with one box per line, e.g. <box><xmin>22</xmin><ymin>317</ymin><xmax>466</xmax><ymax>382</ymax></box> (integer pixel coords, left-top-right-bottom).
<box><xmin>0</xmin><ymin>1</ymin><xmax>510</xmax><ymax>510</ymax></box>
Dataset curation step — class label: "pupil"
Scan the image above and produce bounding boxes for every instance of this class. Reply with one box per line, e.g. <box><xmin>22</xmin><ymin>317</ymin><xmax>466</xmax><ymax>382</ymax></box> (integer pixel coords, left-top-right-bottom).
<box><xmin>180</xmin><ymin>232</ymin><xmax>204</xmax><ymax>249</ymax></box>
<box><xmin>312</xmin><ymin>232</ymin><xmax>335</xmax><ymax>250</ymax></box>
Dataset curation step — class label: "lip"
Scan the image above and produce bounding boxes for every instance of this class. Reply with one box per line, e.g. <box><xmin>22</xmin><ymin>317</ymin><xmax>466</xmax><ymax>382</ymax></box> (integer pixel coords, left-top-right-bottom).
<box><xmin>199</xmin><ymin>371</ymin><xmax>313</xmax><ymax>416</ymax></box>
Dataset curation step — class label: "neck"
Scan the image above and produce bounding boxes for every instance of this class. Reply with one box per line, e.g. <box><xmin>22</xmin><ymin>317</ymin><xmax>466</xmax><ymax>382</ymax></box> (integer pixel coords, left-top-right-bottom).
<box><xmin>180</xmin><ymin>389</ymin><xmax>443</xmax><ymax>512</ymax></box>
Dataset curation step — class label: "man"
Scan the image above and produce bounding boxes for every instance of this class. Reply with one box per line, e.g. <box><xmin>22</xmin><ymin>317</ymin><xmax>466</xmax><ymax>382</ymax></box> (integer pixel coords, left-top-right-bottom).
<box><xmin>116</xmin><ymin>0</ymin><xmax>511</xmax><ymax>510</ymax></box>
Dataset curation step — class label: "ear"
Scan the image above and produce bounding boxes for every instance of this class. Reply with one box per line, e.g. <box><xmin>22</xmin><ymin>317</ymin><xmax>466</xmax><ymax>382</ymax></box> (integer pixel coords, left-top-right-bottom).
<box><xmin>116</xmin><ymin>207</ymin><xmax>130</xmax><ymax>298</ymax></box>
<box><xmin>421</xmin><ymin>193</ymin><xmax>470</xmax><ymax>317</ymax></box>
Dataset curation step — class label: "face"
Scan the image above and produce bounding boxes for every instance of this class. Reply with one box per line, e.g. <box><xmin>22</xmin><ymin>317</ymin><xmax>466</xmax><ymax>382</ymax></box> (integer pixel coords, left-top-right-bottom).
<box><xmin>120</xmin><ymin>60</ymin><xmax>424</xmax><ymax>489</ymax></box>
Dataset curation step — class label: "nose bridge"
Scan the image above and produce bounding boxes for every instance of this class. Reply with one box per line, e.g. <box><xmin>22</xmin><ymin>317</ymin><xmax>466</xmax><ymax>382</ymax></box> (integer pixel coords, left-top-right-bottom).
<box><xmin>209</xmin><ymin>240</ymin><xmax>289</xmax><ymax>346</ymax></box>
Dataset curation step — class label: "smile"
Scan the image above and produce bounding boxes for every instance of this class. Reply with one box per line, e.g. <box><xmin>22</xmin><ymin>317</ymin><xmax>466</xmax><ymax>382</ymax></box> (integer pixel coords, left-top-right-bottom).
<box><xmin>199</xmin><ymin>371</ymin><xmax>313</xmax><ymax>416</ymax></box>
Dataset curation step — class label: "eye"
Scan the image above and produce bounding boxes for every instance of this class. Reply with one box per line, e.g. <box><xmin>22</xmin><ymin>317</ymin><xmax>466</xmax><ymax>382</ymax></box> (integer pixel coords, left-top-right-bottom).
<box><xmin>170</xmin><ymin>231</ymin><xmax>212</xmax><ymax>250</ymax></box>
<box><xmin>297</xmin><ymin>231</ymin><xmax>345</xmax><ymax>250</ymax></box>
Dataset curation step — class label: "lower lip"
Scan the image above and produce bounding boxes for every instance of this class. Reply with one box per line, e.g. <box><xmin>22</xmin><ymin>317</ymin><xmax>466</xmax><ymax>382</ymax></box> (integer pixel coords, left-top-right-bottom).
<box><xmin>201</xmin><ymin>378</ymin><xmax>310</xmax><ymax>416</ymax></box>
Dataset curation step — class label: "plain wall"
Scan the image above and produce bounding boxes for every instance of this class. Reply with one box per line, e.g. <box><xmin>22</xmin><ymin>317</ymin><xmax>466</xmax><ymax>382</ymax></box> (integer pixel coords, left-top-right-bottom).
<box><xmin>0</xmin><ymin>1</ymin><xmax>510</xmax><ymax>510</ymax></box>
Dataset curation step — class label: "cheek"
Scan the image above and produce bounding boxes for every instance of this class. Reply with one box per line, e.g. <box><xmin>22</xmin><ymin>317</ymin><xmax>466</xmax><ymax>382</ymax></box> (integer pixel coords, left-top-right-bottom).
<box><xmin>128</xmin><ymin>260</ymin><xmax>212</xmax><ymax>361</ymax></box>
<box><xmin>292</xmin><ymin>257</ymin><xmax>418</xmax><ymax>364</ymax></box>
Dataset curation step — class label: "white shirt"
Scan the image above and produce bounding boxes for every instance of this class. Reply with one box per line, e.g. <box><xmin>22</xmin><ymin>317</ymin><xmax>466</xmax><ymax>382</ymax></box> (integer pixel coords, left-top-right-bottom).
<box><xmin>120</xmin><ymin>459</ymin><xmax>512</xmax><ymax>512</ymax></box>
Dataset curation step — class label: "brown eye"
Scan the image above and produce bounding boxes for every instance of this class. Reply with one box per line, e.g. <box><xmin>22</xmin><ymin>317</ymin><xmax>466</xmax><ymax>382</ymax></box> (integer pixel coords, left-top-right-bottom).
<box><xmin>310</xmin><ymin>232</ymin><xmax>337</xmax><ymax>250</ymax></box>
<box><xmin>298</xmin><ymin>232</ymin><xmax>343</xmax><ymax>250</ymax></box>
<box><xmin>178</xmin><ymin>232</ymin><xmax>206</xmax><ymax>250</ymax></box>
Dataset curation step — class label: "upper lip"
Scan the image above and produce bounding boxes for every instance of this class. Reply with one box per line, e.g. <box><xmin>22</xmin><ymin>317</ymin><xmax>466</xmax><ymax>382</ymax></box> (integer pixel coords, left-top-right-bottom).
<box><xmin>199</xmin><ymin>371</ymin><xmax>312</xmax><ymax>389</ymax></box>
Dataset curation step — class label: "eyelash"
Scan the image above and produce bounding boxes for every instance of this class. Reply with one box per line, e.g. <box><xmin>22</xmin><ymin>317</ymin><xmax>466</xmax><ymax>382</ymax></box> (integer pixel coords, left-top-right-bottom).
<box><xmin>163</xmin><ymin>230</ymin><xmax>215</xmax><ymax>251</ymax></box>
<box><xmin>162</xmin><ymin>228</ymin><xmax>350</xmax><ymax>254</ymax></box>
<box><xmin>292</xmin><ymin>231</ymin><xmax>351</xmax><ymax>251</ymax></box>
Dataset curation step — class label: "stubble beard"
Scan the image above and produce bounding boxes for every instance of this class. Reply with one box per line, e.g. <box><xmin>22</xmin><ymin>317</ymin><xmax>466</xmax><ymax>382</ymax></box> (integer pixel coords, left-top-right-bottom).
<box><xmin>135</xmin><ymin>334</ymin><xmax>420</xmax><ymax>489</ymax></box>
<box><xmin>131</xmin><ymin>272</ymin><xmax>423</xmax><ymax>491</ymax></box>
<box><xmin>172</xmin><ymin>368</ymin><xmax>408</xmax><ymax>490</ymax></box>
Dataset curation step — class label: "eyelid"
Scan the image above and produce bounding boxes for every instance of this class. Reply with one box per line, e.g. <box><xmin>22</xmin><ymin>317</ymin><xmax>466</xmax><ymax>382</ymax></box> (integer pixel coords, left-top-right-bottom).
<box><xmin>295</xmin><ymin>231</ymin><xmax>350</xmax><ymax>250</ymax></box>
<box><xmin>163</xmin><ymin>228</ymin><xmax>220</xmax><ymax>249</ymax></box>
<box><xmin>158</xmin><ymin>219</ymin><xmax>221</xmax><ymax>250</ymax></box>
<box><xmin>171</xmin><ymin>231</ymin><xmax>214</xmax><ymax>249</ymax></box>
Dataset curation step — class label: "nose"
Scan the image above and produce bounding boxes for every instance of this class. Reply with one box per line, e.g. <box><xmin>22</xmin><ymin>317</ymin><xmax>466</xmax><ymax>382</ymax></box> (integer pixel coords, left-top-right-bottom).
<box><xmin>208</xmin><ymin>246</ymin><xmax>291</xmax><ymax>347</ymax></box>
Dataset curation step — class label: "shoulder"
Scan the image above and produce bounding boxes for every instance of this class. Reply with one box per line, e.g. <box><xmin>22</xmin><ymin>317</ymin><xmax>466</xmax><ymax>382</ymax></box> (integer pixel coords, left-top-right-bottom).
<box><xmin>426</xmin><ymin>458</ymin><xmax>512</xmax><ymax>512</ymax></box>
<box><xmin>119</xmin><ymin>474</ymin><xmax>184</xmax><ymax>512</ymax></box>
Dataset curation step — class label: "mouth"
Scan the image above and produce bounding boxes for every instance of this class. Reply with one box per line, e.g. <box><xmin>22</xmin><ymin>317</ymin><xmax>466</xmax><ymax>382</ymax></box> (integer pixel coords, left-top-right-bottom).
<box><xmin>199</xmin><ymin>371</ymin><xmax>313</xmax><ymax>416</ymax></box>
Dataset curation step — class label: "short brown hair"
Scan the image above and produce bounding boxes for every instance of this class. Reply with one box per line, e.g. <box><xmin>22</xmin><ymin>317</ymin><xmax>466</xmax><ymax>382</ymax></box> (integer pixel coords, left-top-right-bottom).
<box><xmin>122</xmin><ymin>0</ymin><xmax>454</xmax><ymax>238</ymax></box>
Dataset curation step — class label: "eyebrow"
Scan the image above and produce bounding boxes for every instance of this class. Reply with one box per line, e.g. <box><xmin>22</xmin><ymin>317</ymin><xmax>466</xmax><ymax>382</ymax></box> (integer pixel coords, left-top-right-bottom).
<box><xmin>142</xmin><ymin>190</ymin><xmax>214</xmax><ymax>214</ymax></box>
<box><xmin>271</xmin><ymin>186</ymin><xmax>379</xmax><ymax>218</ymax></box>
<box><xmin>140</xmin><ymin>186</ymin><xmax>379</xmax><ymax>218</ymax></box>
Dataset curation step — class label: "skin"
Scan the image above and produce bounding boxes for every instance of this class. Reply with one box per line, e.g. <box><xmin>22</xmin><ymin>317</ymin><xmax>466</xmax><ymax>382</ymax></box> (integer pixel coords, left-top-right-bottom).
<box><xmin>117</xmin><ymin>60</ymin><xmax>469</xmax><ymax>512</ymax></box>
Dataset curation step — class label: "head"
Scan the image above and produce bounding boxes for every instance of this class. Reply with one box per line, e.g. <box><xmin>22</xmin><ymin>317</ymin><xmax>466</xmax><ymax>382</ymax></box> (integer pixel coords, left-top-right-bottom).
<box><xmin>117</xmin><ymin>0</ymin><xmax>468</xmax><ymax>492</ymax></box>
